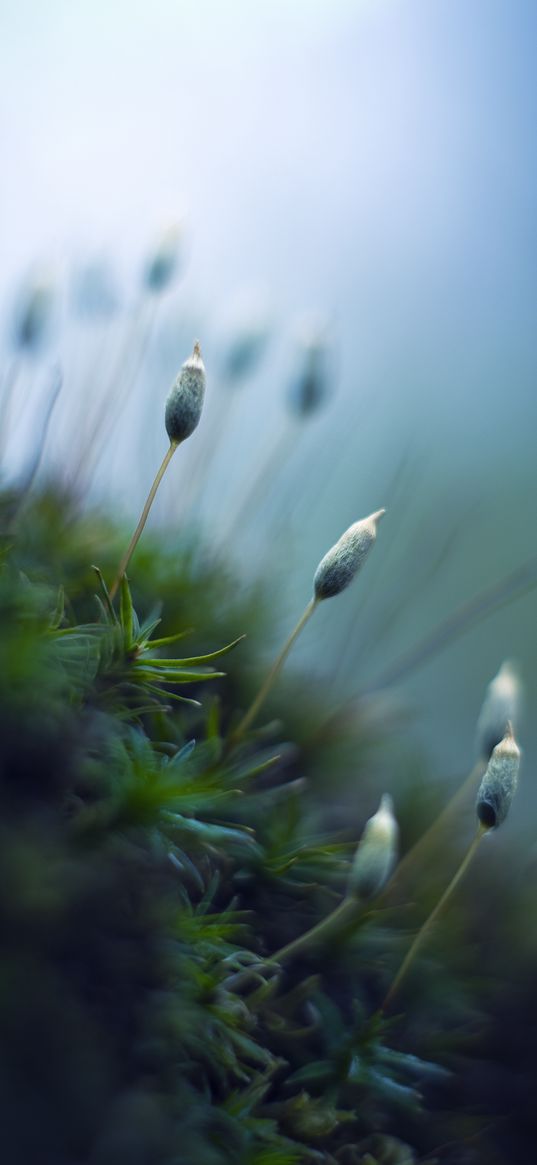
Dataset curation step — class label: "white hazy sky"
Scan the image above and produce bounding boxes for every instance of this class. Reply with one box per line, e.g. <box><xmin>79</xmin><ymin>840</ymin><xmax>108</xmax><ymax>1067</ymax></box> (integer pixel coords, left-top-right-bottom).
<box><xmin>1</xmin><ymin>0</ymin><xmax>535</xmax><ymax>316</ymax></box>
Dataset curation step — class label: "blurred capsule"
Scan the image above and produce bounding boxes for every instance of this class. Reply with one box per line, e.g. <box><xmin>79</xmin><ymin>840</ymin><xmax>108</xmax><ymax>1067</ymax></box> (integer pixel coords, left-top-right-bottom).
<box><xmin>165</xmin><ymin>340</ymin><xmax>206</xmax><ymax>444</ymax></box>
<box><xmin>221</xmin><ymin>314</ymin><xmax>271</xmax><ymax>386</ymax></box>
<box><xmin>476</xmin><ymin>660</ymin><xmax>522</xmax><ymax>760</ymax></box>
<box><xmin>12</xmin><ymin>273</ymin><xmax>54</xmax><ymax>353</ymax></box>
<box><xmin>313</xmin><ymin>510</ymin><xmax>385</xmax><ymax>601</ymax></box>
<box><xmin>143</xmin><ymin>224</ymin><xmax>182</xmax><ymax>293</ymax></box>
<box><xmin>476</xmin><ymin>724</ymin><xmax>521</xmax><ymax>830</ymax></box>
<box><xmin>72</xmin><ymin>259</ymin><xmax>118</xmax><ymax>320</ymax></box>
<box><xmin>347</xmin><ymin>794</ymin><xmax>399</xmax><ymax>900</ymax></box>
<box><xmin>288</xmin><ymin>317</ymin><xmax>332</xmax><ymax>419</ymax></box>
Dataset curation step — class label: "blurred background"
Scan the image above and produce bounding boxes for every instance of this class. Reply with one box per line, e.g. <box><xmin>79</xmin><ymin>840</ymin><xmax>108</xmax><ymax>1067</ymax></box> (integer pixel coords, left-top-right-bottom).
<box><xmin>1</xmin><ymin>0</ymin><xmax>536</xmax><ymax>803</ymax></box>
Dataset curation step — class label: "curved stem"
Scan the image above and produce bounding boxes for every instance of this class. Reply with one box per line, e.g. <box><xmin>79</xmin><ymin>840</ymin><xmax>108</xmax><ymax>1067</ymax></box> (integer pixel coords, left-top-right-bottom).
<box><xmin>12</xmin><ymin>366</ymin><xmax>63</xmax><ymax>519</ymax></box>
<box><xmin>73</xmin><ymin>298</ymin><xmax>156</xmax><ymax>494</ymax></box>
<box><xmin>109</xmin><ymin>441</ymin><xmax>178</xmax><ymax>600</ymax></box>
<box><xmin>227</xmin><ymin>889</ymin><xmax>372</xmax><ymax>990</ymax></box>
<box><xmin>380</xmin><ymin>758</ymin><xmax>485</xmax><ymax>900</ymax></box>
<box><xmin>367</xmin><ymin>562</ymin><xmax>537</xmax><ymax>695</ymax></box>
<box><xmin>229</xmin><ymin>596</ymin><xmax>318</xmax><ymax>748</ymax></box>
<box><xmin>382</xmin><ymin>826</ymin><xmax>485</xmax><ymax>1013</ymax></box>
<box><xmin>219</xmin><ymin>423</ymin><xmax>295</xmax><ymax>551</ymax></box>
<box><xmin>272</xmin><ymin>896</ymin><xmax>360</xmax><ymax>966</ymax></box>
<box><xmin>0</xmin><ymin>360</ymin><xmax>21</xmax><ymax>458</ymax></box>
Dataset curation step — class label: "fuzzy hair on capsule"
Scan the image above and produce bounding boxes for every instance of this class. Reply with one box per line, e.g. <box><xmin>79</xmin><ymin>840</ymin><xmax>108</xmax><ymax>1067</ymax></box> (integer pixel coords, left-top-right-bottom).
<box><xmin>476</xmin><ymin>724</ymin><xmax>521</xmax><ymax>829</ymax></box>
<box><xmin>165</xmin><ymin>341</ymin><xmax>206</xmax><ymax>444</ymax></box>
<box><xmin>313</xmin><ymin>509</ymin><xmax>385</xmax><ymax>601</ymax></box>
<box><xmin>347</xmin><ymin>794</ymin><xmax>399</xmax><ymax>900</ymax></box>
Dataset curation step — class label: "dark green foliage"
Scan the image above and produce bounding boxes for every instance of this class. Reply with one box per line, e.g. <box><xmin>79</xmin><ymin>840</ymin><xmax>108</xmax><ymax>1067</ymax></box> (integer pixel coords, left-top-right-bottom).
<box><xmin>0</xmin><ymin>487</ymin><xmax>534</xmax><ymax>1165</ymax></box>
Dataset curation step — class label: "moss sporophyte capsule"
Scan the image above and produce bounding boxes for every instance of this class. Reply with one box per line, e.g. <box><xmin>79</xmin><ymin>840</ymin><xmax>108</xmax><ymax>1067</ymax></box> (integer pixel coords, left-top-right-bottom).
<box><xmin>313</xmin><ymin>510</ymin><xmax>385</xmax><ymax>601</ymax></box>
<box><xmin>347</xmin><ymin>794</ymin><xmax>399</xmax><ymax>900</ymax></box>
<box><xmin>165</xmin><ymin>342</ymin><xmax>206</xmax><ymax>445</ymax></box>
<box><xmin>230</xmin><ymin>508</ymin><xmax>386</xmax><ymax>747</ymax></box>
<box><xmin>109</xmin><ymin>342</ymin><xmax>207</xmax><ymax>601</ymax></box>
<box><xmin>476</xmin><ymin>724</ymin><xmax>521</xmax><ymax>830</ymax></box>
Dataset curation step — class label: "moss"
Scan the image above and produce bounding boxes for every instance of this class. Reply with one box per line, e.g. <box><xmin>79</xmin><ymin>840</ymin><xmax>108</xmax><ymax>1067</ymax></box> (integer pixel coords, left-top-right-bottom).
<box><xmin>0</xmin><ymin>486</ymin><xmax>534</xmax><ymax>1165</ymax></box>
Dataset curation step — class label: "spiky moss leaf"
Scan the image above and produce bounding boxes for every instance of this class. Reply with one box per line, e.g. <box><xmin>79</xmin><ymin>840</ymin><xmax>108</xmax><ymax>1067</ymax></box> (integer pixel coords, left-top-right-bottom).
<box><xmin>49</xmin><ymin>576</ymin><xmax>243</xmax><ymax>722</ymax></box>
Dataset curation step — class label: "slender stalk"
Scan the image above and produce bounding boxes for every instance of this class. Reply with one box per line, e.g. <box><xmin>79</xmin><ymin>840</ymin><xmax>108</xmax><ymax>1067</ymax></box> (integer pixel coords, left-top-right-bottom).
<box><xmin>314</xmin><ymin>559</ymin><xmax>537</xmax><ymax>751</ymax></box>
<box><xmin>220</xmin><ymin>898</ymin><xmax>358</xmax><ymax>993</ymax></box>
<box><xmin>219</xmin><ymin>423</ymin><xmax>295</xmax><ymax>551</ymax></box>
<box><xmin>73</xmin><ymin>297</ymin><xmax>157</xmax><ymax>494</ymax></box>
<box><xmin>382</xmin><ymin>825</ymin><xmax>485</xmax><ymax>1013</ymax></box>
<box><xmin>0</xmin><ymin>360</ymin><xmax>21</xmax><ymax>457</ymax></box>
<box><xmin>109</xmin><ymin>441</ymin><xmax>178</xmax><ymax>600</ymax></box>
<box><xmin>272</xmin><ymin>896</ymin><xmax>360</xmax><ymax>966</ymax></box>
<box><xmin>367</xmin><ymin>562</ymin><xmax>537</xmax><ymax>695</ymax></box>
<box><xmin>229</xmin><ymin>596</ymin><xmax>318</xmax><ymax>748</ymax></box>
<box><xmin>11</xmin><ymin>366</ymin><xmax>63</xmax><ymax>520</ymax></box>
<box><xmin>380</xmin><ymin>758</ymin><xmax>485</xmax><ymax>900</ymax></box>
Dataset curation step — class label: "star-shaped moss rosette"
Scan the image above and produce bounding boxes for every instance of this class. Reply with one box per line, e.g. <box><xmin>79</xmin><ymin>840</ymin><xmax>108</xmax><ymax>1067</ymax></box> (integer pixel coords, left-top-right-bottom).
<box><xmin>51</xmin><ymin>569</ymin><xmax>243</xmax><ymax>719</ymax></box>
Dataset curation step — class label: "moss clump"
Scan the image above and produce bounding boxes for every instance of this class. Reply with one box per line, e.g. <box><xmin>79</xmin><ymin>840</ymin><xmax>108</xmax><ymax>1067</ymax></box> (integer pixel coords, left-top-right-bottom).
<box><xmin>0</xmin><ymin>486</ymin><xmax>533</xmax><ymax>1165</ymax></box>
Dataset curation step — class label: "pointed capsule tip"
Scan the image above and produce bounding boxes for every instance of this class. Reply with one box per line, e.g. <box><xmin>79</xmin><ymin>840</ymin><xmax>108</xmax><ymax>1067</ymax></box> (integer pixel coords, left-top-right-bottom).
<box><xmin>495</xmin><ymin>720</ymin><xmax>521</xmax><ymax>760</ymax></box>
<box><xmin>193</xmin><ymin>339</ymin><xmax>202</xmax><ymax>359</ymax></box>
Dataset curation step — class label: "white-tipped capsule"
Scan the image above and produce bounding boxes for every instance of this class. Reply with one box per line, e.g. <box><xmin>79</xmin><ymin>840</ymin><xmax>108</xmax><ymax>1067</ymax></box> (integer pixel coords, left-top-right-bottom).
<box><xmin>313</xmin><ymin>510</ymin><xmax>385</xmax><ymax>601</ymax></box>
<box><xmin>144</xmin><ymin>224</ymin><xmax>182</xmax><ymax>293</ymax></box>
<box><xmin>476</xmin><ymin>724</ymin><xmax>521</xmax><ymax>830</ymax></box>
<box><xmin>347</xmin><ymin>794</ymin><xmax>399</xmax><ymax>900</ymax></box>
<box><xmin>165</xmin><ymin>341</ymin><xmax>206</xmax><ymax>444</ymax></box>
<box><xmin>476</xmin><ymin>661</ymin><xmax>522</xmax><ymax>760</ymax></box>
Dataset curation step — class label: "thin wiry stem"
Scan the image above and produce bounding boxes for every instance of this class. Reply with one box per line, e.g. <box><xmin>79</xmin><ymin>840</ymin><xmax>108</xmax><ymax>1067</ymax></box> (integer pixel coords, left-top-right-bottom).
<box><xmin>72</xmin><ymin>297</ymin><xmax>157</xmax><ymax>494</ymax></box>
<box><xmin>314</xmin><ymin>559</ymin><xmax>537</xmax><ymax>747</ymax></box>
<box><xmin>367</xmin><ymin>560</ymin><xmax>537</xmax><ymax>694</ymax></box>
<box><xmin>225</xmin><ymin>896</ymin><xmax>361</xmax><ymax>995</ymax></box>
<box><xmin>0</xmin><ymin>360</ymin><xmax>21</xmax><ymax>458</ymax></box>
<box><xmin>218</xmin><ymin>422</ymin><xmax>296</xmax><ymax>551</ymax></box>
<box><xmin>109</xmin><ymin>441</ymin><xmax>178</xmax><ymax>601</ymax></box>
<box><xmin>12</xmin><ymin>365</ymin><xmax>63</xmax><ymax>515</ymax></box>
<box><xmin>381</xmin><ymin>825</ymin><xmax>485</xmax><ymax>1013</ymax></box>
<box><xmin>229</xmin><ymin>596</ymin><xmax>318</xmax><ymax>749</ymax></box>
<box><xmin>271</xmin><ymin>896</ymin><xmax>359</xmax><ymax>966</ymax></box>
<box><xmin>379</xmin><ymin>758</ymin><xmax>485</xmax><ymax>900</ymax></box>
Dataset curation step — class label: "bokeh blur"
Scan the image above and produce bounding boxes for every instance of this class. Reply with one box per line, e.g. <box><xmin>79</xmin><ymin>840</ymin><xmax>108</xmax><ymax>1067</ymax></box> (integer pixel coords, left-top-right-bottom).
<box><xmin>2</xmin><ymin>0</ymin><xmax>536</xmax><ymax>787</ymax></box>
<box><xmin>2</xmin><ymin>4</ymin><xmax>537</xmax><ymax>1162</ymax></box>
